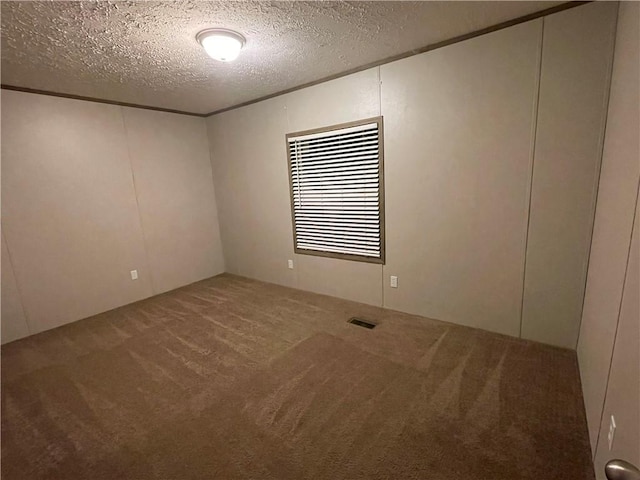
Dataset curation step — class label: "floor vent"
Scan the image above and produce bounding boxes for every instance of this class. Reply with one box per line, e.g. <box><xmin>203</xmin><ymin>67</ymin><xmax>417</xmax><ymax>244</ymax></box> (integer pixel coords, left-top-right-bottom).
<box><xmin>348</xmin><ymin>317</ymin><xmax>377</xmax><ymax>329</ymax></box>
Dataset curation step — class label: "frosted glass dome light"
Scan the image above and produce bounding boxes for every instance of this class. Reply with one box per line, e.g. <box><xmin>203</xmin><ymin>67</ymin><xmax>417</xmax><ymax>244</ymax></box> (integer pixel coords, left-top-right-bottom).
<box><xmin>197</xmin><ymin>29</ymin><xmax>246</xmax><ymax>62</ymax></box>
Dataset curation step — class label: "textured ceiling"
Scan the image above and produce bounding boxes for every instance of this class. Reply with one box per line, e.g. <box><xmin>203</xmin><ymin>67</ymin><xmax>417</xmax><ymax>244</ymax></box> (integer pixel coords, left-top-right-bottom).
<box><xmin>1</xmin><ymin>1</ymin><xmax>563</xmax><ymax>115</ymax></box>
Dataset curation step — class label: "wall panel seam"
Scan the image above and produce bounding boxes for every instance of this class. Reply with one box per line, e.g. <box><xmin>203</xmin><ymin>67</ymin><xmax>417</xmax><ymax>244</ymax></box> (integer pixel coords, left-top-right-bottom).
<box><xmin>592</xmin><ymin>179</ymin><xmax>640</xmax><ymax>462</ymax></box>
<box><xmin>519</xmin><ymin>18</ymin><xmax>545</xmax><ymax>339</ymax></box>
<box><xmin>119</xmin><ymin>107</ymin><xmax>157</xmax><ymax>295</ymax></box>
<box><xmin>575</xmin><ymin>2</ymin><xmax>621</xmax><ymax>351</ymax></box>
<box><xmin>202</xmin><ymin>120</ymin><xmax>226</xmax><ymax>274</ymax></box>
<box><xmin>206</xmin><ymin>118</ymin><xmax>233</xmax><ymax>273</ymax></box>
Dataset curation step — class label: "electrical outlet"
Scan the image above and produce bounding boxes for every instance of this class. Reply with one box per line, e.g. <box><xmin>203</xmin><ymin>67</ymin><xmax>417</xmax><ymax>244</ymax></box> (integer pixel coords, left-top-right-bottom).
<box><xmin>287</xmin><ymin>259</ymin><xmax>294</xmax><ymax>269</ymax></box>
<box><xmin>608</xmin><ymin>415</ymin><xmax>616</xmax><ymax>451</ymax></box>
<box><xmin>130</xmin><ymin>269</ymin><xmax>138</xmax><ymax>280</ymax></box>
<box><xmin>390</xmin><ymin>276</ymin><xmax>398</xmax><ymax>288</ymax></box>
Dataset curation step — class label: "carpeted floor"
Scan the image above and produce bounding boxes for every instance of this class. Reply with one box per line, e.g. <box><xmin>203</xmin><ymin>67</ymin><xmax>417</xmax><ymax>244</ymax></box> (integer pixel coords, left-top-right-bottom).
<box><xmin>1</xmin><ymin>274</ymin><xmax>594</xmax><ymax>479</ymax></box>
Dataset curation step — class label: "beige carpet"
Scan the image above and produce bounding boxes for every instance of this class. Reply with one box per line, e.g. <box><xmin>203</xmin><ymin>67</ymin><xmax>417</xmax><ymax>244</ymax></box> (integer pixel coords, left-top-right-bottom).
<box><xmin>1</xmin><ymin>274</ymin><xmax>594</xmax><ymax>479</ymax></box>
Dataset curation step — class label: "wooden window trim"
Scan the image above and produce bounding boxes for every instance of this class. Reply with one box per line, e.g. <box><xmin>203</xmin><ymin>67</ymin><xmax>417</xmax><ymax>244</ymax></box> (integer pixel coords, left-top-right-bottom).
<box><xmin>285</xmin><ymin>116</ymin><xmax>385</xmax><ymax>265</ymax></box>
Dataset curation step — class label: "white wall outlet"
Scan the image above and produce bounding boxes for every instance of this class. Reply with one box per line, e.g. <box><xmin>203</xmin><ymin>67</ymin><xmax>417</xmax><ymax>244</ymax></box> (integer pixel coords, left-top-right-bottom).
<box><xmin>390</xmin><ymin>275</ymin><xmax>398</xmax><ymax>288</ymax></box>
<box><xmin>607</xmin><ymin>415</ymin><xmax>616</xmax><ymax>450</ymax></box>
<box><xmin>288</xmin><ymin>259</ymin><xmax>294</xmax><ymax>269</ymax></box>
<box><xmin>130</xmin><ymin>269</ymin><xmax>138</xmax><ymax>280</ymax></box>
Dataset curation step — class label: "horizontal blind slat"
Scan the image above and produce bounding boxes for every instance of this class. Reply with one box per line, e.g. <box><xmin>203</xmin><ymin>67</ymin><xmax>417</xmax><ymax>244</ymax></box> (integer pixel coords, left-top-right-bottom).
<box><xmin>294</xmin><ymin>146</ymin><xmax>378</xmax><ymax>161</ymax></box>
<box><xmin>294</xmin><ymin>208</ymin><xmax>379</xmax><ymax>213</ymax></box>
<box><xmin>297</xmin><ymin>244</ymin><xmax>380</xmax><ymax>256</ymax></box>
<box><xmin>296</xmin><ymin>229</ymin><xmax>381</xmax><ymax>239</ymax></box>
<box><xmin>291</xmin><ymin>157</ymin><xmax>379</xmax><ymax>169</ymax></box>
<box><xmin>289</xmin><ymin>129</ymin><xmax>378</xmax><ymax>146</ymax></box>
<box><xmin>297</xmin><ymin>241</ymin><xmax>380</xmax><ymax>253</ymax></box>
<box><xmin>294</xmin><ymin>134</ymin><xmax>379</xmax><ymax>155</ymax></box>
<box><xmin>291</xmin><ymin>150</ymin><xmax>379</xmax><ymax>169</ymax></box>
<box><xmin>295</xmin><ymin>221</ymin><xmax>380</xmax><ymax>228</ymax></box>
<box><xmin>296</xmin><ymin>236</ymin><xmax>380</xmax><ymax>247</ymax></box>
<box><xmin>293</xmin><ymin>173</ymin><xmax>379</xmax><ymax>182</ymax></box>
<box><xmin>293</xmin><ymin>213</ymin><xmax>380</xmax><ymax>219</ymax></box>
<box><xmin>294</xmin><ymin>190</ymin><xmax>378</xmax><ymax>198</ymax></box>
<box><xmin>294</xmin><ymin>219</ymin><xmax>379</xmax><ymax>228</ymax></box>
<box><xmin>293</xmin><ymin>183</ymin><xmax>380</xmax><ymax>191</ymax></box>
<box><xmin>288</xmin><ymin>123</ymin><xmax>378</xmax><ymax>143</ymax></box>
<box><xmin>297</xmin><ymin>229</ymin><xmax>380</xmax><ymax>236</ymax></box>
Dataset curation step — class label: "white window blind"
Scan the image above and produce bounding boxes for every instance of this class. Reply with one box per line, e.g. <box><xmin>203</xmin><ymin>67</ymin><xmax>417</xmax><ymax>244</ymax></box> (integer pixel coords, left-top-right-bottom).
<box><xmin>287</xmin><ymin>118</ymin><xmax>384</xmax><ymax>263</ymax></box>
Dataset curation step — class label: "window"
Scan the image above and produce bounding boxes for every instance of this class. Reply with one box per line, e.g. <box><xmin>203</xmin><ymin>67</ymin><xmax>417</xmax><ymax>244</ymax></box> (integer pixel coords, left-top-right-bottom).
<box><xmin>286</xmin><ymin>117</ymin><xmax>385</xmax><ymax>264</ymax></box>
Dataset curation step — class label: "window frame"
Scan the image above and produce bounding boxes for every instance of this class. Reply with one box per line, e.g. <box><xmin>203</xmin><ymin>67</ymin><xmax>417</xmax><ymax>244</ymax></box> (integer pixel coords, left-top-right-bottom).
<box><xmin>285</xmin><ymin>116</ymin><xmax>385</xmax><ymax>265</ymax></box>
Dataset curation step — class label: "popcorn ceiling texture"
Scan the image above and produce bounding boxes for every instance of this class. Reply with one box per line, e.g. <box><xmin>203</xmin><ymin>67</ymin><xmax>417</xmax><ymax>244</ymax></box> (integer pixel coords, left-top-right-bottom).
<box><xmin>1</xmin><ymin>1</ymin><xmax>561</xmax><ymax>115</ymax></box>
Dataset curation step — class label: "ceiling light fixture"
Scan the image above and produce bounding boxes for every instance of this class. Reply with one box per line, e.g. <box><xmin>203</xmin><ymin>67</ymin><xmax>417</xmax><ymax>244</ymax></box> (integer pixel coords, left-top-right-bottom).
<box><xmin>196</xmin><ymin>28</ymin><xmax>246</xmax><ymax>62</ymax></box>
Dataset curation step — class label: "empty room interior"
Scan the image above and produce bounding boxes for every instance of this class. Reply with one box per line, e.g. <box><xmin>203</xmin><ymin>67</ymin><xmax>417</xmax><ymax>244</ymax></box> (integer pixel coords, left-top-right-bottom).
<box><xmin>1</xmin><ymin>1</ymin><xmax>639</xmax><ymax>479</ymax></box>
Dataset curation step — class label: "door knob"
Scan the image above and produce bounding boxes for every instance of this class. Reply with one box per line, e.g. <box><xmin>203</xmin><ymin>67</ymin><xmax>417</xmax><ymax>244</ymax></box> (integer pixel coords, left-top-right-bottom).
<box><xmin>605</xmin><ymin>460</ymin><xmax>640</xmax><ymax>480</ymax></box>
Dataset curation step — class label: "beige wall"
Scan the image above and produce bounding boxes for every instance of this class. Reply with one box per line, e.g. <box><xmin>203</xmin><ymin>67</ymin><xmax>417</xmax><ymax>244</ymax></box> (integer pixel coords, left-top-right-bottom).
<box><xmin>593</xmin><ymin>191</ymin><xmax>639</xmax><ymax>478</ymax></box>
<box><xmin>207</xmin><ymin>3</ymin><xmax>615</xmax><ymax>345</ymax></box>
<box><xmin>1</xmin><ymin>90</ymin><xmax>224</xmax><ymax>343</ymax></box>
<box><xmin>286</xmin><ymin>69</ymin><xmax>384</xmax><ymax>305</ymax></box>
<box><xmin>122</xmin><ymin>107</ymin><xmax>224</xmax><ymax>294</ymax></box>
<box><xmin>521</xmin><ymin>2</ymin><xmax>618</xmax><ymax>348</ymax></box>
<box><xmin>207</xmin><ymin>95</ymin><xmax>297</xmax><ymax>289</ymax></box>
<box><xmin>577</xmin><ymin>0</ymin><xmax>640</xmax><ymax>464</ymax></box>
<box><xmin>2</xmin><ymin>91</ymin><xmax>153</xmax><ymax>338</ymax></box>
<box><xmin>208</xmin><ymin>69</ymin><xmax>384</xmax><ymax>306</ymax></box>
<box><xmin>381</xmin><ymin>20</ymin><xmax>541</xmax><ymax>337</ymax></box>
